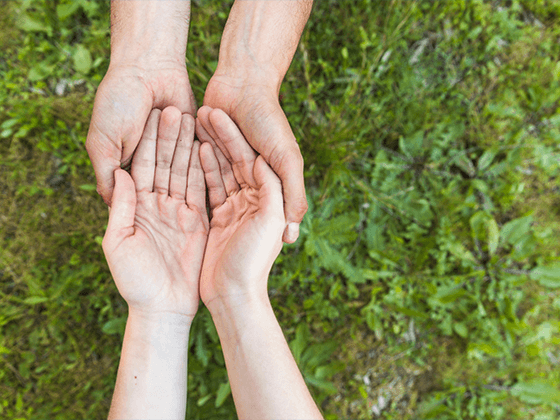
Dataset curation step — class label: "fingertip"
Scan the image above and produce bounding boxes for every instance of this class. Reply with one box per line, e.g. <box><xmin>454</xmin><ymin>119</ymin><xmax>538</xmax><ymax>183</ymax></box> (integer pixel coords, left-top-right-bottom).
<box><xmin>182</xmin><ymin>112</ymin><xmax>195</xmax><ymax>129</ymax></box>
<box><xmin>208</xmin><ymin>107</ymin><xmax>227</xmax><ymax>124</ymax></box>
<box><xmin>97</xmin><ymin>183</ymin><xmax>113</xmax><ymax>207</ymax></box>
<box><xmin>282</xmin><ymin>223</ymin><xmax>300</xmax><ymax>244</ymax></box>
<box><xmin>113</xmin><ymin>168</ymin><xmax>134</xmax><ymax>193</ymax></box>
<box><xmin>197</xmin><ymin>105</ymin><xmax>213</xmax><ymax>117</ymax></box>
<box><xmin>147</xmin><ymin>108</ymin><xmax>162</xmax><ymax>127</ymax></box>
<box><xmin>179</xmin><ymin>113</ymin><xmax>195</xmax><ymax>145</ymax></box>
<box><xmin>162</xmin><ymin>105</ymin><xmax>182</xmax><ymax>122</ymax></box>
<box><xmin>106</xmin><ymin>168</ymin><xmax>136</xmax><ymax>234</ymax></box>
<box><xmin>199</xmin><ymin>140</ymin><xmax>214</xmax><ymax>160</ymax></box>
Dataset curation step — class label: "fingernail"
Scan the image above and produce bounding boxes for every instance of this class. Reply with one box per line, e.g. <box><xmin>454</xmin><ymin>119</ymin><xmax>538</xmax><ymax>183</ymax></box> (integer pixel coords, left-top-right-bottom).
<box><xmin>287</xmin><ymin>223</ymin><xmax>300</xmax><ymax>242</ymax></box>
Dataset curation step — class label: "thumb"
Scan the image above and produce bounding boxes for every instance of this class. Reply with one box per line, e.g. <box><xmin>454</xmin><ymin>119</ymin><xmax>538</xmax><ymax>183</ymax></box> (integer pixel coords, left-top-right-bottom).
<box><xmin>106</xmin><ymin>169</ymin><xmax>137</xmax><ymax>235</ymax></box>
<box><xmin>254</xmin><ymin>156</ymin><xmax>285</xmax><ymax>222</ymax></box>
<box><xmin>270</xmin><ymin>144</ymin><xmax>308</xmax><ymax>244</ymax></box>
<box><xmin>85</xmin><ymin>123</ymin><xmax>122</xmax><ymax>207</ymax></box>
<box><xmin>242</xmin><ymin>99</ymin><xmax>308</xmax><ymax>242</ymax></box>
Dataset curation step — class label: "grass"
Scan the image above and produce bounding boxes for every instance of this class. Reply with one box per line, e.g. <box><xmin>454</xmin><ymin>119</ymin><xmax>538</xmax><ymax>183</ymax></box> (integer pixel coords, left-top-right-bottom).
<box><xmin>1</xmin><ymin>0</ymin><xmax>560</xmax><ymax>419</ymax></box>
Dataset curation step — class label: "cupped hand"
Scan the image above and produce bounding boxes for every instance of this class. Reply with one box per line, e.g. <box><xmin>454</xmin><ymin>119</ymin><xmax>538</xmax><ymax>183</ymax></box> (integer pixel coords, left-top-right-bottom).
<box><xmin>102</xmin><ymin>107</ymin><xmax>208</xmax><ymax>320</ymax></box>
<box><xmin>202</xmin><ymin>75</ymin><xmax>307</xmax><ymax>243</ymax></box>
<box><xmin>86</xmin><ymin>63</ymin><xmax>196</xmax><ymax>206</ymax></box>
<box><xmin>196</xmin><ymin>108</ymin><xmax>286</xmax><ymax>308</ymax></box>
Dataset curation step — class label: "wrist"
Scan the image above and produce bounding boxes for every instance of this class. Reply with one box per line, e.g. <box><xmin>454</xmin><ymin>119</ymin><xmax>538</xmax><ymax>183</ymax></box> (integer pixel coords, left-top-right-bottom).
<box><xmin>206</xmin><ymin>289</ymin><xmax>270</xmax><ymax>322</ymax></box>
<box><xmin>126</xmin><ymin>308</ymin><xmax>193</xmax><ymax>345</ymax></box>
<box><xmin>109</xmin><ymin>0</ymin><xmax>190</xmax><ymax>69</ymax></box>
<box><xmin>207</xmin><ymin>292</ymin><xmax>274</xmax><ymax>343</ymax></box>
<box><xmin>215</xmin><ymin>0</ymin><xmax>312</xmax><ymax>91</ymax></box>
<box><xmin>212</xmin><ymin>61</ymin><xmax>282</xmax><ymax>93</ymax></box>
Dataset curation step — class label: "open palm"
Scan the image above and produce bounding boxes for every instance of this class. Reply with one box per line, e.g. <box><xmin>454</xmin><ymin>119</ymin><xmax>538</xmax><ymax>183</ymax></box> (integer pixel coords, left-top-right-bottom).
<box><xmin>196</xmin><ymin>108</ymin><xmax>286</xmax><ymax>307</ymax></box>
<box><xmin>102</xmin><ymin>107</ymin><xmax>207</xmax><ymax>319</ymax></box>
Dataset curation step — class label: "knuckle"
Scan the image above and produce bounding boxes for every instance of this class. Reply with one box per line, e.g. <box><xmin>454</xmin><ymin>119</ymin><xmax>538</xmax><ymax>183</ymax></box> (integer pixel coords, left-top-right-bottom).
<box><xmin>273</xmin><ymin>143</ymin><xmax>303</xmax><ymax>171</ymax></box>
<box><xmin>293</xmin><ymin>196</ymin><xmax>309</xmax><ymax>218</ymax></box>
<box><xmin>96</xmin><ymin>183</ymin><xmax>112</xmax><ymax>205</ymax></box>
<box><xmin>156</xmin><ymin>159</ymin><xmax>172</xmax><ymax>170</ymax></box>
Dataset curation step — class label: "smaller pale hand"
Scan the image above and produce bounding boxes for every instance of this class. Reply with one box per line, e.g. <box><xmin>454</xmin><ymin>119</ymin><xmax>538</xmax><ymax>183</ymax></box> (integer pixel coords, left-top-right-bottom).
<box><xmin>102</xmin><ymin>106</ymin><xmax>208</xmax><ymax>320</ymax></box>
<box><xmin>197</xmin><ymin>108</ymin><xmax>286</xmax><ymax>308</ymax></box>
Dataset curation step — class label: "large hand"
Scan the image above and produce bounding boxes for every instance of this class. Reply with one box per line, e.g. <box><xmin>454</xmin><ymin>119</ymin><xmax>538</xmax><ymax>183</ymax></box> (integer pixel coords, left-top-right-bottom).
<box><xmin>197</xmin><ymin>108</ymin><xmax>285</xmax><ymax>308</ymax></box>
<box><xmin>86</xmin><ymin>63</ymin><xmax>196</xmax><ymax>206</ymax></box>
<box><xmin>202</xmin><ymin>76</ymin><xmax>307</xmax><ymax>244</ymax></box>
<box><xmin>102</xmin><ymin>107</ymin><xmax>207</xmax><ymax>320</ymax></box>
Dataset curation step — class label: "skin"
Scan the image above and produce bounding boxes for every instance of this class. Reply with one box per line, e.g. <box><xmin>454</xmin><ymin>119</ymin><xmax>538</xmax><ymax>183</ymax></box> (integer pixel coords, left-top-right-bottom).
<box><xmin>86</xmin><ymin>0</ymin><xmax>313</xmax><ymax>244</ymax></box>
<box><xmin>103</xmin><ymin>106</ymin><xmax>322</xmax><ymax>419</ymax></box>
<box><xmin>198</xmin><ymin>108</ymin><xmax>324</xmax><ymax>420</ymax></box>
<box><xmin>103</xmin><ymin>106</ymin><xmax>206</xmax><ymax>420</ymax></box>
<box><xmin>203</xmin><ymin>0</ymin><xmax>314</xmax><ymax>243</ymax></box>
<box><xmin>86</xmin><ymin>0</ymin><xmax>196</xmax><ymax>206</ymax></box>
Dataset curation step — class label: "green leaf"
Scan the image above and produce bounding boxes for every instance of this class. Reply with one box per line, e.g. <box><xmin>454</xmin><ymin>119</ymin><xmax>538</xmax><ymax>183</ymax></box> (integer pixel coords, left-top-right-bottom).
<box><xmin>487</xmin><ymin>218</ymin><xmax>499</xmax><ymax>255</ymax></box>
<box><xmin>448</xmin><ymin>242</ymin><xmax>476</xmax><ymax>263</ymax></box>
<box><xmin>1</xmin><ymin>119</ymin><xmax>19</xmax><ymax>130</ymax></box>
<box><xmin>315</xmin><ymin>362</ymin><xmax>345</xmax><ymax>379</ymax></box>
<box><xmin>454</xmin><ymin>154</ymin><xmax>476</xmax><ymax>177</ymax></box>
<box><xmin>511</xmin><ymin>380</ymin><xmax>560</xmax><ymax>405</ymax></box>
<box><xmin>390</xmin><ymin>305</ymin><xmax>429</xmax><ymax>319</ymax></box>
<box><xmin>73</xmin><ymin>44</ymin><xmax>92</xmax><ymax>74</ymax></box>
<box><xmin>29</xmin><ymin>62</ymin><xmax>55</xmax><ymax>82</ymax></box>
<box><xmin>215</xmin><ymin>382</ymin><xmax>231</xmax><ymax>408</ymax></box>
<box><xmin>197</xmin><ymin>394</ymin><xmax>212</xmax><ymax>407</ymax></box>
<box><xmin>101</xmin><ymin>316</ymin><xmax>126</xmax><ymax>335</ymax></box>
<box><xmin>1</xmin><ymin>129</ymin><xmax>13</xmax><ymax>138</ymax></box>
<box><xmin>399</xmin><ymin>130</ymin><xmax>424</xmax><ymax>157</ymax></box>
<box><xmin>57</xmin><ymin>2</ymin><xmax>81</xmax><ymax>20</ymax></box>
<box><xmin>453</xmin><ymin>322</ymin><xmax>468</xmax><ymax>338</ymax></box>
<box><xmin>17</xmin><ymin>14</ymin><xmax>52</xmax><ymax>35</ymax></box>
<box><xmin>501</xmin><ymin>215</ymin><xmax>532</xmax><ymax>246</ymax></box>
<box><xmin>434</xmin><ymin>285</ymin><xmax>467</xmax><ymax>304</ymax></box>
<box><xmin>530</xmin><ymin>263</ymin><xmax>560</xmax><ymax>288</ymax></box>
<box><xmin>478</xmin><ymin>149</ymin><xmax>497</xmax><ymax>171</ymax></box>
<box><xmin>194</xmin><ymin>329</ymin><xmax>210</xmax><ymax>367</ymax></box>
<box><xmin>305</xmin><ymin>375</ymin><xmax>338</xmax><ymax>394</ymax></box>
<box><xmin>468</xmin><ymin>342</ymin><xmax>500</xmax><ymax>357</ymax></box>
<box><xmin>302</xmin><ymin>341</ymin><xmax>338</xmax><ymax>368</ymax></box>
<box><xmin>79</xmin><ymin>184</ymin><xmax>96</xmax><ymax>191</ymax></box>
<box><xmin>290</xmin><ymin>324</ymin><xmax>310</xmax><ymax>364</ymax></box>
<box><xmin>23</xmin><ymin>296</ymin><xmax>49</xmax><ymax>305</ymax></box>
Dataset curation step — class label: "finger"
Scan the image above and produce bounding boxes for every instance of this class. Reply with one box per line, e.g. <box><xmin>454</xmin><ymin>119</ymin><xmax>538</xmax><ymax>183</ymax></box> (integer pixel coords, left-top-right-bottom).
<box><xmin>86</xmin><ymin>122</ymin><xmax>122</xmax><ymax>206</ymax></box>
<box><xmin>196</xmin><ymin>118</ymin><xmax>239</xmax><ymax>196</ymax></box>
<box><xmin>273</xmin><ymin>145</ymin><xmax>308</xmax><ymax>244</ymax></box>
<box><xmin>197</xmin><ymin>105</ymin><xmax>233</xmax><ymax>162</ymax></box>
<box><xmin>169</xmin><ymin>114</ymin><xmax>195</xmax><ymax>200</ymax></box>
<box><xmin>186</xmin><ymin>141</ymin><xmax>206</xmax><ymax>212</ymax></box>
<box><xmin>199</xmin><ymin>141</ymin><xmax>229</xmax><ymax>212</ymax></box>
<box><xmin>209</xmin><ymin>108</ymin><xmax>258</xmax><ymax>189</ymax></box>
<box><xmin>154</xmin><ymin>107</ymin><xmax>182</xmax><ymax>195</ymax></box>
<box><xmin>106</xmin><ymin>169</ymin><xmax>136</xmax><ymax>238</ymax></box>
<box><xmin>131</xmin><ymin>109</ymin><xmax>161</xmax><ymax>193</ymax></box>
<box><xmin>254</xmin><ymin>156</ymin><xmax>285</xmax><ymax>222</ymax></box>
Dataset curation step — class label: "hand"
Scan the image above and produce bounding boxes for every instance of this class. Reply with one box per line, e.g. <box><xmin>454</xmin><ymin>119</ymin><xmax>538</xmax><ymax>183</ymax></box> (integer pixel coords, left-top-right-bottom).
<box><xmin>197</xmin><ymin>108</ymin><xmax>286</xmax><ymax>308</ymax></box>
<box><xmin>86</xmin><ymin>62</ymin><xmax>196</xmax><ymax>206</ymax></box>
<box><xmin>202</xmin><ymin>75</ymin><xmax>307</xmax><ymax>244</ymax></box>
<box><xmin>102</xmin><ymin>107</ymin><xmax>207</xmax><ymax>320</ymax></box>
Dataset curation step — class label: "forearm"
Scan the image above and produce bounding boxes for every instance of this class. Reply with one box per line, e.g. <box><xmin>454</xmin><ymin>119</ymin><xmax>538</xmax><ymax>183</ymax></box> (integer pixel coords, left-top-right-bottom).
<box><xmin>110</xmin><ymin>0</ymin><xmax>191</xmax><ymax>67</ymax></box>
<box><xmin>216</xmin><ymin>0</ymin><xmax>313</xmax><ymax>90</ymax></box>
<box><xmin>108</xmin><ymin>309</ymin><xmax>192</xmax><ymax>420</ymax></box>
<box><xmin>208</xmin><ymin>294</ymin><xmax>323</xmax><ymax>420</ymax></box>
